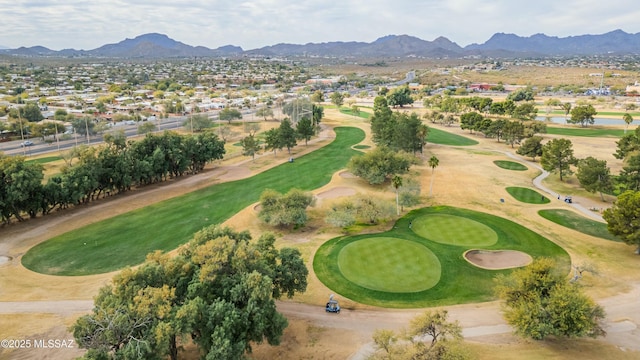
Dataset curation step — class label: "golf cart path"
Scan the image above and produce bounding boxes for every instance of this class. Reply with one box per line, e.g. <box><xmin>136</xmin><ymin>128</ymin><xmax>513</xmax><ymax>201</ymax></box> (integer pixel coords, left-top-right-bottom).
<box><xmin>504</xmin><ymin>151</ymin><xmax>605</xmax><ymax>221</ymax></box>
<box><xmin>1</xmin><ymin>282</ymin><xmax>638</xmax><ymax>358</ymax></box>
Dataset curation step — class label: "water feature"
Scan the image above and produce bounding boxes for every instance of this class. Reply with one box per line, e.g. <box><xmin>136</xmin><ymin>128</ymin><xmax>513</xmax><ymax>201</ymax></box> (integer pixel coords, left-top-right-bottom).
<box><xmin>535</xmin><ymin>116</ymin><xmax>627</xmax><ymax>126</ymax></box>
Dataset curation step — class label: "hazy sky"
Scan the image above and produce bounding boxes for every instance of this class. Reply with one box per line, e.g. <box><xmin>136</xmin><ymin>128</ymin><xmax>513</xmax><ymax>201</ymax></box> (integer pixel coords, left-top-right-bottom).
<box><xmin>1</xmin><ymin>0</ymin><xmax>639</xmax><ymax>50</ymax></box>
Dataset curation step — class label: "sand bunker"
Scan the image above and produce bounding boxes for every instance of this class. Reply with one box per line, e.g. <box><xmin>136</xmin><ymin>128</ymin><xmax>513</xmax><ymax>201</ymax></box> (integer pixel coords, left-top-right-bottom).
<box><xmin>0</xmin><ymin>255</ymin><xmax>12</xmax><ymax>265</ymax></box>
<box><xmin>317</xmin><ymin>187</ymin><xmax>356</xmax><ymax>199</ymax></box>
<box><xmin>464</xmin><ymin>249</ymin><xmax>532</xmax><ymax>270</ymax></box>
<box><xmin>339</xmin><ymin>171</ymin><xmax>357</xmax><ymax>179</ymax></box>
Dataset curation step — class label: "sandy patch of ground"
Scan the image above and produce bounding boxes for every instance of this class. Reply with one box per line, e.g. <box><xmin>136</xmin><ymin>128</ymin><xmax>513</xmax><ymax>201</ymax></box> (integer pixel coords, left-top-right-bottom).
<box><xmin>464</xmin><ymin>250</ymin><xmax>533</xmax><ymax>270</ymax></box>
<box><xmin>0</xmin><ymin>256</ymin><xmax>11</xmax><ymax>265</ymax></box>
<box><xmin>339</xmin><ymin>170</ymin><xmax>357</xmax><ymax>178</ymax></box>
<box><xmin>316</xmin><ymin>186</ymin><xmax>357</xmax><ymax>199</ymax></box>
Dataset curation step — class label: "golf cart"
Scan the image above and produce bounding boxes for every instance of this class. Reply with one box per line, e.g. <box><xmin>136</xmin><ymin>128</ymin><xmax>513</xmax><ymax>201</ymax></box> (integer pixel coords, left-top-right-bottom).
<box><xmin>325</xmin><ymin>294</ymin><xmax>340</xmax><ymax>313</ymax></box>
<box><xmin>564</xmin><ymin>196</ymin><xmax>573</xmax><ymax>204</ymax></box>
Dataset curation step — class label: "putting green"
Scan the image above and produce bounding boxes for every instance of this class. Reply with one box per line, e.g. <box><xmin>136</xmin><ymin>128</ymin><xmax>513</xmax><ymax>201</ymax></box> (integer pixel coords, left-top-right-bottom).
<box><xmin>337</xmin><ymin>237</ymin><xmax>440</xmax><ymax>292</ymax></box>
<box><xmin>412</xmin><ymin>214</ymin><xmax>498</xmax><ymax>246</ymax></box>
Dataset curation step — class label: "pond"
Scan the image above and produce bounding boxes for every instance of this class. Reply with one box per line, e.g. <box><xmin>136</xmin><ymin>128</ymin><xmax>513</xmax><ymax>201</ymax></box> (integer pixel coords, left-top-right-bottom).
<box><xmin>535</xmin><ymin>116</ymin><xmax>628</xmax><ymax>126</ymax></box>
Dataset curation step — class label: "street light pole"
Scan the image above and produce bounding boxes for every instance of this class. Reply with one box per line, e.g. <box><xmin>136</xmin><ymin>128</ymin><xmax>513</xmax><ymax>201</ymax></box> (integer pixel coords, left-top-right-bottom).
<box><xmin>18</xmin><ymin>110</ymin><xmax>26</xmax><ymax>156</ymax></box>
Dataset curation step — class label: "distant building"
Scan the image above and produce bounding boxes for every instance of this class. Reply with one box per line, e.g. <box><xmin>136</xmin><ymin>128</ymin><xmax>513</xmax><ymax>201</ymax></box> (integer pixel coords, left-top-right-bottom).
<box><xmin>626</xmin><ymin>82</ymin><xmax>640</xmax><ymax>96</ymax></box>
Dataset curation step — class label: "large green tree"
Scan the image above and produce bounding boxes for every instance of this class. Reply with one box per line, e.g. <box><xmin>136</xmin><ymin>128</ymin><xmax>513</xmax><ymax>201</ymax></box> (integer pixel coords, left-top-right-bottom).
<box><xmin>278</xmin><ymin>118</ymin><xmax>297</xmax><ymax>153</ymax></box>
<box><xmin>618</xmin><ymin>154</ymin><xmax>640</xmax><ymax>191</ymax></box>
<box><xmin>72</xmin><ymin>225</ymin><xmax>308</xmax><ymax>360</ymax></box>
<box><xmin>568</xmin><ymin>104</ymin><xmax>597</xmax><ymax>127</ymax></box>
<box><xmin>311</xmin><ymin>104</ymin><xmax>324</xmax><ymax>132</ymax></box>
<box><xmin>614</xmin><ymin>126</ymin><xmax>640</xmax><ymax>160</ymax></box>
<box><xmin>541</xmin><ymin>138</ymin><xmax>577</xmax><ymax>181</ymax></box>
<box><xmin>576</xmin><ymin>156</ymin><xmax>612</xmax><ymax>201</ymax></box>
<box><xmin>219</xmin><ymin>107</ymin><xmax>243</xmax><ymax>124</ymax></box>
<box><xmin>516</xmin><ymin>135</ymin><xmax>543</xmax><ymax>161</ymax></box>
<box><xmin>263</xmin><ymin>128</ymin><xmax>282</xmax><ymax>156</ymax></box>
<box><xmin>0</xmin><ymin>155</ymin><xmax>44</xmax><ymax>222</ymax></box>
<box><xmin>295</xmin><ymin>117</ymin><xmax>314</xmax><ymax>146</ymax></box>
<box><xmin>255</xmin><ymin>107</ymin><xmax>274</xmax><ymax>121</ymax></box>
<box><xmin>330</xmin><ymin>92</ymin><xmax>344</xmax><ymax>108</ymax></box>
<box><xmin>507</xmin><ymin>88</ymin><xmax>534</xmax><ymax>102</ymax></box>
<box><xmin>19</xmin><ymin>102</ymin><xmax>44</xmax><ymax>122</ymax></box>
<box><xmin>370</xmin><ymin>96</ymin><xmax>395</xmax><ymax>147</ymax></box>
<box><xmin>241</xmin><ymin>134</ymin><xmax>261</xmax><ymax>160</ymax></box>
<box><xmin>603</xmin><ymin>190</ymin><xmax>640</xmax><ymax>254</ymax></box>
<box><xmin>347</xmin><ymin>146</ymin><xmax>414</xmax><ymax>185</ymax></box>
<box><xmin>502</xmin><ymin>120</ymin><xmax>525</xmax><ymax>148</ymax></box>
<box><xmin>387</xmin><ymin>85</ymin><xmax>414</xmax><ymax>108</ymax></box>
<box><xmin>495</xmin><ymin>258</ymin><xmax>606</xmax><ymax>340</ymax></box>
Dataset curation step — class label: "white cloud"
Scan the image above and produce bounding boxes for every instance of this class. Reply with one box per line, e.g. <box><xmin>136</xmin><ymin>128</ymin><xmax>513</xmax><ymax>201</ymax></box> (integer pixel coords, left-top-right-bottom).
<box><xmin>0</xmin><ymin>0</ymin><xmax>639</xmax><ymax>50</ymax></box>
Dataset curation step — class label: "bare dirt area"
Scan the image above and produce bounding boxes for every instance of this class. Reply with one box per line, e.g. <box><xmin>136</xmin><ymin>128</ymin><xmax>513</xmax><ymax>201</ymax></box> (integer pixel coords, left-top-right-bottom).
<box><xmin>1</xmin><ymin>110</ymin><xmax>640</xmax><ymax>360</ymax></box>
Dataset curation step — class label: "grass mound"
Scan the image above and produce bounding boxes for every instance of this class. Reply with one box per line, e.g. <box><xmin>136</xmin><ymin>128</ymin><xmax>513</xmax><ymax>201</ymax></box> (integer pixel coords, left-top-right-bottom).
<box><xmin>314</xmin><ymin>206</ymin><xmax>569</xmax><ymax>308</ymax></box>
<box><xmin>22</xmin><ymin>127</ymin><xmax>366</xmax><ymax>276</ymax></box>
<box><xmin>506</xmin><ymin>187</ymin><xmax>550</xmax><ymax>204</ymax></box>
<box><xmin>538</xmin><ymin>209</ymin><xmax>620</xmax><ymax>242</ymax></box>
<box><xmin>338</xmin><ymin>237</ymin><xmax>440</xmax><ymax>292</ymax></box>
<box><xmin>412</xmin><ymin>214</ymin><xmax>498</xmax><ymax>247</ymax></box>
<box><xmin>493</xmin><ymin>160</ymin><xmax>527</xmax><ymax>171</ymax></box>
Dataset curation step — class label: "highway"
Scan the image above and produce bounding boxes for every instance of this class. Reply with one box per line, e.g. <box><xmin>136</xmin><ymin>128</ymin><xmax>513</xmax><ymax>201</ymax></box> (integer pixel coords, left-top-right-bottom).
<box><xmin>1</xmin><ymin>116</ymin><xmax>187</xmax><ymax>157</ymax></box>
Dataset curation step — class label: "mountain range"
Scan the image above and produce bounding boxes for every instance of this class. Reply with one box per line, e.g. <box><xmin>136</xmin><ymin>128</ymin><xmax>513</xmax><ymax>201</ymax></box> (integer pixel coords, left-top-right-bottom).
<box><xmin>2</xmin><ymin>30</ymin><xmax>640</xmax><ymax>59</ymax></box>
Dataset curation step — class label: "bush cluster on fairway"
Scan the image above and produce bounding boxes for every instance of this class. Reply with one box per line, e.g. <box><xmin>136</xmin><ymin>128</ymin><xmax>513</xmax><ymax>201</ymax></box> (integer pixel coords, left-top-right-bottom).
<box><xmin>314</xmin><ymin>206</ymin><xmax>569</xmax><ymax>308</ymax></box>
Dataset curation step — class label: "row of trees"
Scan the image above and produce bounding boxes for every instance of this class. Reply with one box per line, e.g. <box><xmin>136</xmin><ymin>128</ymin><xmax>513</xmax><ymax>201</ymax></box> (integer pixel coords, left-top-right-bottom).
<box><xmin>73</xmin><ymin>225</ymin><xmax>308</xmax><ymax>360</ymax></box>
<box><xmin>0</xmin><ymin>130</ymin><xmax>225</xmax><ymax>223</ymax></box>
<box><xmin>459</xmin><ymin>112</ymin><xmax>547</xmax><ymax>147</ymax></box>
<box><xmin>243</xmin><ymin>117</ymin><xmax>317</xmax><ymax>160</ymax></box>
<box><xmin>425</xmin><ymin>95</ymin><xmax>538</xmax><ymax>121</ymax></box>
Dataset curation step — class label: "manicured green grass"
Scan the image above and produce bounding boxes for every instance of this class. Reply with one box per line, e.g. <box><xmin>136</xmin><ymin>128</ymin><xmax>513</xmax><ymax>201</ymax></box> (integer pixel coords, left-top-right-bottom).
<box><xmin>22</xmin><ymin>127</ymin><xmax>366</xmax><ymax>276</ymax></box>
<box><xmin>314</xmin><ymin>206</ymin><xmax>570</xmax><ymax>308</ymax></box>
<box><xmin>26</xmin><ymin>156</ymin><xmax>62</xmax><ymax>164</ymax></box>
<box><xmin>506</xmin><ymin>187</ymin><xmax>551</xmax><ymax>204</ymax></box>
<box><xmin>338</xmin><ymin>237</ymin><xmax>440</xmax><ymax>292</ymax></box>
<box><xmin>546</xmin><ymin>127</ymin><xmax>625</xmax><ymax>138</ymax></box>
<box><xmin>538</xmin><ymin>209</ymin><xmax>620</xmax><ymax>242</ymax></box>
<box><xmin>339</xmin><ymin>108</ymin><xmax>371</xmax><ymax>119</ymax></box>
<box><xmin>353</xmin><ymin>145</ymin><xmax>370</xmax><ymax>149</ymax></box>
<box><xmin>428</xmin><ymin>127</ymin><xmax>478</xmax><ymax>146</ymax></box>
<box><xmin>412</xmin><ymin>214</ymin><xmax>498</xmax><ymax>246</ymax></box>
<box><xmin>494</xmin><ymin>160</ymin><xmax>528</xmax><ymax>171</ymax></box>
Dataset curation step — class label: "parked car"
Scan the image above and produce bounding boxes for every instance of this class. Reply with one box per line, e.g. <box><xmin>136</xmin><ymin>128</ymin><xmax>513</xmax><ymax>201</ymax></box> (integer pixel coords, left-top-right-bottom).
<box><xmin>20</xmin><ymin>140</ymin><xmax>34</xmax><ymax>147</ymax></box>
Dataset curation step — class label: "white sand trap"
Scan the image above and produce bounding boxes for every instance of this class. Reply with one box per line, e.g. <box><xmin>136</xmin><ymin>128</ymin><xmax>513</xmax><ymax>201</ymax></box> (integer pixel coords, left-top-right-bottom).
<box><xmin>464</xmin><ymin>250</ymin><xmax>532</xmax><ymax>270</ymax></box>
<box><xmin>0</xmin><ymin>255</ymin><xmax>12</xmax><ymax>265</ymax></box>
<box><xmin>317</xmin><ymin>187</ymin><xmax>357</xmax><ymax>199</ymax></box>
<box><xmin>339</xmin><ymin>171</ymin><xmax>357</xmax><ymax>179</ymax></box>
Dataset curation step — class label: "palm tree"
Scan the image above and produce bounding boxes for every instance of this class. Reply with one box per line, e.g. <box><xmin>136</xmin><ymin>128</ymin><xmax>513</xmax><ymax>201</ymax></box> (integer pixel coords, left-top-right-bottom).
<box><xmin>562</xmin><ymin>102</ymin><xmax>572</xmax><ymax>122</ymax></box>
<box><xmin>392</xmin><ymin>175</ymin><xmax>403</xmax><ymax>215</ymax></box>
<box><xmin>428</xmin><ymin>155</ymin><xmax>439</xmax><ymax>196</ymax></box>
<box><xmin>623</xmin><ymin>112</ymin><xmax>634</xmax><ymax>134</ymax></box>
